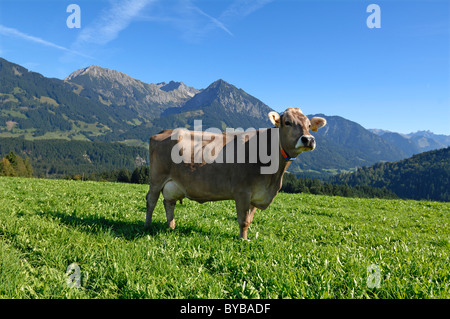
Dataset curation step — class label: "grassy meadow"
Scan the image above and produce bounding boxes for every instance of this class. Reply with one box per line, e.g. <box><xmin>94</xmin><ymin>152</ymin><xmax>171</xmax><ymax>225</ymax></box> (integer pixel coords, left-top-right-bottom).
<box><xmin>0</xmin><ymin>176</ymin><xmax>449</xmax><ymax>298</ymax></box>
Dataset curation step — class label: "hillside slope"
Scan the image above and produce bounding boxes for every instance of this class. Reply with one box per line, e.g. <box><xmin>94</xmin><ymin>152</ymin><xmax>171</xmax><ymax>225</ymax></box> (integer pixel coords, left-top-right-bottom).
<box><xmin>330</xmin><ymin>147</ymin><xmax>450</xmax><ymax>201</ymax></box>
<box><xmin>291</xmin><ymin>115</ymin><xmax>407</xmax><ymax>177</ymax></box>
<box><xmin>0</xmin><ymin>58</ymin><xmax>126</xmax><ymax>138</ymax></box>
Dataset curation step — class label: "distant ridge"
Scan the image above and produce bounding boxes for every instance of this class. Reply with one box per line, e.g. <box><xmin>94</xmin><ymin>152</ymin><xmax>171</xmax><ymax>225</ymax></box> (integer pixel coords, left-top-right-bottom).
<box><xmin>370</xmin><ymin>129</ymin><xmax>449</xmax><ymax>156</ymax></box>
<box><xmin>330</xmin><ymin>147</ymin><xmax>450</xmax><ymax>201</ymax></box>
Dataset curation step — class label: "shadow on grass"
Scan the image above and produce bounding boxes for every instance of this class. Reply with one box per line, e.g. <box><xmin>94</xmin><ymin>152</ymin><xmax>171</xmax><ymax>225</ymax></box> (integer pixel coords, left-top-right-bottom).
<box><xmin>38</xmin><ymin>210</ymin><xmax>231</xmax><ymax>240</ymax></box>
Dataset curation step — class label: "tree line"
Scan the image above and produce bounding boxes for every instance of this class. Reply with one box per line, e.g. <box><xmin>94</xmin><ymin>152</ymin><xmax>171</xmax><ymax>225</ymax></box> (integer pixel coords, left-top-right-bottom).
<box><xmin>66</xmin><ymin>166</ymin><xmax>149</xmax><ymax>185</ymax></box>
<box><xmin>281</xmin><ymin>173</ymin><xmax>398</xmax><ymax>199</ymax></box>
<box><xmin>0</xmin><ymin>137</ymin><xmax>147</xmax><ymax>178</ymax></box>
<box><xmin>0</xmin><ymin>151</ymin><xmax>33</xmax><ymax>177</ymax></box>
<box><xmin>64</xmin><ymin>166</ymin><xmax>398</xmax><ymax>200</ymax></box>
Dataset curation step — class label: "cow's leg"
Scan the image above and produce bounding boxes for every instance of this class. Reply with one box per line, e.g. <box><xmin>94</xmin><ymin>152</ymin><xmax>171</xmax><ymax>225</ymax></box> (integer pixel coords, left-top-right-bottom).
<box><xmin>145</xmin><ymin>187</ymin><xmax>160</xmax><ymax>229</ymax></box>
<box><xmin>161</xmin><ymin>181</ymin><xmax>185</xmax><ymax>229</ymax></box>
<box><xmin>235</xmin><ymin>193</ymin><xmax>256</xmax><ymax>240</ymax></box>
<box><xmin>163</xmin><ymin>199</ymin><xmax>176</xmax><ymax>229</ymax></box>
<box><xmin>237</xmin><ymin>206</ymin><xmax>256</xmax><ymax>240</ymax></box>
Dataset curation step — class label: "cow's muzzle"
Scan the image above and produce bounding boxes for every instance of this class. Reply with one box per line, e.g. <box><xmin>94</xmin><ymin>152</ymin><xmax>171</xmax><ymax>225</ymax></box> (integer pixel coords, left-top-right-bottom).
<box><xmin>295</xmin><ymin>135</ymin><xmax>316</xmax><ymax>150</ymax></box>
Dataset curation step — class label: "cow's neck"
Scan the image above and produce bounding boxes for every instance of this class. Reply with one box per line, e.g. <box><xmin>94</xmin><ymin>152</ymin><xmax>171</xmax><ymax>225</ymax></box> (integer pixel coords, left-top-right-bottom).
<box><xmin>268</xmin><ymin>148</ymin><xmax>292</xmax><ymax>188</ymax></box>
<box><xmin>278</xmin><ymin>149</ymin><xmax>292</xmax><ymax>174</ymax></box>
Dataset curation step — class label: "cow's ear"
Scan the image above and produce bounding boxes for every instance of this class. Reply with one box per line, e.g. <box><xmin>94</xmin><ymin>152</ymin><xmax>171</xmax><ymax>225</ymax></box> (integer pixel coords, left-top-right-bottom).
<box><xmin>268</xmin><ymin>112</ymin><xmax>281</xmax><ymax>127</ymax></box>
<box><xmin>310</xmin><ymin>117</ymin><xmax>327</xmax><ymax>132</ymax></box>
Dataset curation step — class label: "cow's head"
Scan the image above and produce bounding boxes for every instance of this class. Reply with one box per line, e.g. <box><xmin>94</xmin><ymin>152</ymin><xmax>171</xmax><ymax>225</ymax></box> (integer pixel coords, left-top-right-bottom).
<box><xmin>268</xmin><ymin>107</ymin><xmax>326</xmax><ymax>159</ymax></box>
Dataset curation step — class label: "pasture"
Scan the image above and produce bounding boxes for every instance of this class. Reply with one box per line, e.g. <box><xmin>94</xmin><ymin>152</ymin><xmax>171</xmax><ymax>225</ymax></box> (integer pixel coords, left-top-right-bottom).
<box><xmin>0</xmin><ymin>176</ymin><xmax>449</xmax><ymax>298</ymax></box>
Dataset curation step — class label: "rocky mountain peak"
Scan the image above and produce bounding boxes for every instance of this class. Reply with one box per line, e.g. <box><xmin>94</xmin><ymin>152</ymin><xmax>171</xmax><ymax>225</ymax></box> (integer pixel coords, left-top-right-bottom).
<box><xmin>159</xmin><ymin>81</ymin><xmax>200</xmax><ymax>97</ymax></box>
<box><xmin>208</xmin><ymin>78</ymin><xmax>231</xmax><ymax>90</ymax></box>
<box><xmin>65</xmin><ymin>65</ymin><xmax>142</xmax><ymax>88</ymax></box>
<box><xmin>175</xmin><ymin>78</ymin><xmax>273</xmax><ymax>125</ymax></box>
<box><xmin>63</xmin><ymin>64</ymin><xmax>201</xmax><ymax>120</ymax></box>
<box><xmin>66</xmin><ymin>66</ymin><xmax>199</xmax><ymax>97</ymax></box>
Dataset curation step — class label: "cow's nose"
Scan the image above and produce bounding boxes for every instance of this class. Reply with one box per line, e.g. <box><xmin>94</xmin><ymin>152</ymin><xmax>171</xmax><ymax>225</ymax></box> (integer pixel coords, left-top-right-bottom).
<box><xmin>301</xmin><ymin>135</ymin><xmax>315</xmax><ymax>148</ymax></box>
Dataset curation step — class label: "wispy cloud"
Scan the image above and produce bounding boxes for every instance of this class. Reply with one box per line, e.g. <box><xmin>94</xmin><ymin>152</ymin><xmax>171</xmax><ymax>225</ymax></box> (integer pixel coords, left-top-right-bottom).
<box><xmin>73</xmin><ymin>0</ymin><xmax>155</xmax><ymax>50</ymax></box>
<box><xmin>138</xmin><ymin>0</ymin><xmax>232</xmax><ymax>42</ymax></box>
<box><xmin>191</xmin><ymin>5</ymin><xmax>233</xmax><ymax>36</ymax></box>
<box><xmin>220</xmin><ymin>0</ymin><xmax>275</xmax><ymax>21</ymax></box>
<box><xmin>140</xmin><ymin>0</ymin><xmax>273</xmax><ymax>42</ymax></box>
<box><xmin>0</xmin><ymin>24</ymin><xmax>92</xmax><ymax>59</ymax></box>
<box><xmin>71</xmin><ymin>0</ymin><xmax>273</xmax><ymax>50</ymax></box>
<box><xmin>0</xmin><ymin>1</ymin><xmax>273</xmax><ymax>59</ymax></box>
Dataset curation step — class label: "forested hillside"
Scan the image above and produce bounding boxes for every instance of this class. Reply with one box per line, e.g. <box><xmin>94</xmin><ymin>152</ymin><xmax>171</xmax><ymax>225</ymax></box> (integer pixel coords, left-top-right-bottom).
<box><xmin>0</xmin><ymin>58</ymin><xmax>125</xmax><ymax>138</ymax></box>
<box><xmin>330</xmin><ymin>147</ymin><xmax>450</xmax><ymax>202</ymax></box>
<box><xmin>0</xmin><ymin>137</ymin><xmax>147</xmax><ymax>178</ymax></box>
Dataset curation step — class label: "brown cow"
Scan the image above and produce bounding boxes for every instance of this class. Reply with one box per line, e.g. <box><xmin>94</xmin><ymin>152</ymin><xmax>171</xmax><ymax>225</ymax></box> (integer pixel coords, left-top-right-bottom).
<box><xmin>145</xmin><ymin>107</ymin><xmax>326</xmax><ymax>239</ymax></box>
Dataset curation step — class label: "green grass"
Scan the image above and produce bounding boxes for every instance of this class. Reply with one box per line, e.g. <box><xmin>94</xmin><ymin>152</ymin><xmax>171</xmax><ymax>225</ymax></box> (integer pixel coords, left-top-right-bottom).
<box><xmin>0</xmin><ymin>176</ymin><xmax>449</xmax><ymax>299</ymax></box>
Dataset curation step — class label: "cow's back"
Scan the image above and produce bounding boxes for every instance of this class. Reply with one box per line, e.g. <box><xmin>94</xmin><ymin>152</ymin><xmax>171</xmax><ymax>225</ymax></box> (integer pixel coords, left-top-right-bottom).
<box><xmin>149</xmin><ymin>128</ymin><xmax>267</xmax><ymax>202</ymax></box>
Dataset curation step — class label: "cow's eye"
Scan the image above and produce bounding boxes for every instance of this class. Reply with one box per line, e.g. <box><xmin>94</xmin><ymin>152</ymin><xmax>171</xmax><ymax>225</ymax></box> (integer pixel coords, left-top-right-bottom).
<box><xmin>285</xmin><ymin>121</ymin><xmax>291</xmax><ymax>126</ymax></box>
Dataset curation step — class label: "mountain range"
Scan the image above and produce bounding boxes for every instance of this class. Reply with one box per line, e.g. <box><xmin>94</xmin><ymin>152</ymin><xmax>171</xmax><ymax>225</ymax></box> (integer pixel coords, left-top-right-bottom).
<box><xmin>65</xmin><ymin>65</ymin><xmax>200</xmax><ymax>121</ymax></box>
<box><xmin>1</xmin><ymin>57</ymin><xmax>448</xmax><ymax>178</ymax></box>
<box><xmin>369</xmin><ymin>129</ymin><xmax>450</xmax><ymax>157</ymax></box>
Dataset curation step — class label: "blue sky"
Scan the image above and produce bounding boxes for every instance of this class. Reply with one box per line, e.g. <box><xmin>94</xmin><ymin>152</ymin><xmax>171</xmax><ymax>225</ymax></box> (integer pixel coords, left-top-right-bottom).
<box><xmin>0</xmin><ymin>0</ymin><xmax>449</xmax><ymax>134</ymax></box>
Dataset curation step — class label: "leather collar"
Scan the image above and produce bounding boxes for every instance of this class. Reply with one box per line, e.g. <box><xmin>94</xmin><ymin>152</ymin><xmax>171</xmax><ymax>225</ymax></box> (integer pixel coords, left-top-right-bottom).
<box><xmin>280</xmin><ymin>148</ymin><xmax>296</xmax><ymax>161</ymax></box>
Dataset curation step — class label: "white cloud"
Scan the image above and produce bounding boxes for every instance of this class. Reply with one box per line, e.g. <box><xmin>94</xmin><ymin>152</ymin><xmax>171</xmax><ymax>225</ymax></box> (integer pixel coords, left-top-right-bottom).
<box><xmin>0</xmin><ymin>24</ymin><xmax>92</xmax><ymax>59</ymax></box>
<box><xmin>73</xmin><ymin>0</ymin><xmax>155</xmax><ymax>49</ymax></box>
<box><xmin>192</xmin><ymin>5</ymin><xmax>233</xmax><ymax>36</ymax></box>
<box><xmin>140</xmin><ymin>0</ymin><xmax>273</xmax><ymax>42</ymax></box>
<box><xmin>220</xmin><ymin>0</ymin><xmax>275</xmax><ymax>22</ymax></box>
<box><xmin>70</xmin><ymin>0</ymin><xmax>273</xmax><ymax>48</ymax></box>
